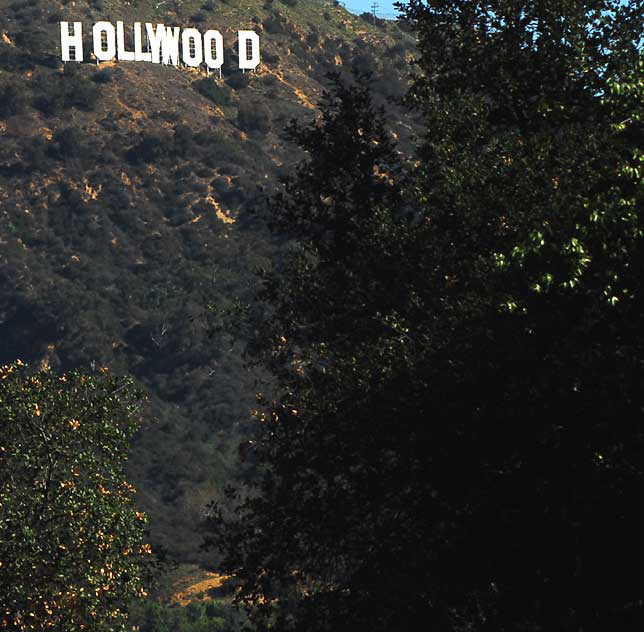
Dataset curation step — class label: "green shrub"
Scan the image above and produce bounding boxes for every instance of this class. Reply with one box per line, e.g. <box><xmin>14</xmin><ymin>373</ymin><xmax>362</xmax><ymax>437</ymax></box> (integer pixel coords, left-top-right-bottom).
<box><xmin>66</xmin><ymin>75</ymin><xmax>100</xmax><ymax>110</ymax></box>
<box><xmin>33</xmin><ymin>70</ymin><xmax>100</xmax><ymax>116</ymax></box>
<box><xmin>225</xmin><ymin>73</ymin><xmax>250</xmax><ymax>91</ymax></box>
<box><xmin>129</xmin><ymin>598</ymin><xmax>242</xmax><ymax>632</ymax></box>
<box><xmin>0</xmin><ymin>43</ymin><xmax>33</xmax><ymax>72</ymax></box>
<box><xmin>193</xmin><ymin>78</ymin><xmax>232</xmax><ymax>105</ymax></box>
<box><xmin>92</xmin><ymin>67</ymin><xmax>114</xmax><ymax>84</ymax></box>
<box><xmin>263</xmin><ymin>15</ymin><xmax>285</xmax><ymax>34</ymax></box>
<box><xmin>127</xmin><ymin>132</ymin><xmax>171</xmax><ymax>164</ymax></box>
<box><xmin>48</xmin><ymin>127</ymin><xmax>87</xmax><ymax>161</ymax></box>
<box><xmin>237</xmin><ymin>101</ymin><xmax>271</xmax><ymax>135</ymax></box>
<box><xmin>0</xmin><ymin>82</ymin><xmax>26</xmax><ymax>118</ymax></box>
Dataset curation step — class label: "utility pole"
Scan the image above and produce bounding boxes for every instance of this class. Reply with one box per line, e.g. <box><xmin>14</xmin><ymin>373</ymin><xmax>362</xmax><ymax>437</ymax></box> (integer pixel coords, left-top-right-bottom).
<box><xmin>371</xmin><ymin>2</ymin><xmax>378</xmax><ymax>25</ymax></box>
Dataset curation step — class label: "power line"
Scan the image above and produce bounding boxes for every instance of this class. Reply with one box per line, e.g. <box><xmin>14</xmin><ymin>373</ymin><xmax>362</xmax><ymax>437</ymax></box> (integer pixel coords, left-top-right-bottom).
<box><xmin>371</xmin><ymin>2</ymin><xmax>379</xmax><ymax>25</ymax></box>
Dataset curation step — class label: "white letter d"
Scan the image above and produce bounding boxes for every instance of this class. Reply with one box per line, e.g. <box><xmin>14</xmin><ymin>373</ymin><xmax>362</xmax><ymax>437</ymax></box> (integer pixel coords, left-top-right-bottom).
<box><xmin>238</xmin><ymin>30</ymin><xmax>260</xmax><ymax>70</ymax></box>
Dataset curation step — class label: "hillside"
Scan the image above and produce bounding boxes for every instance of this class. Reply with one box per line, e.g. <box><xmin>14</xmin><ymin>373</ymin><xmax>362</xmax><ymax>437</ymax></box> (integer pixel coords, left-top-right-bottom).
<box><xmin>0</xmin><ymin>0</ymin><xmax>416</xmax><ymax>564</ymax></box>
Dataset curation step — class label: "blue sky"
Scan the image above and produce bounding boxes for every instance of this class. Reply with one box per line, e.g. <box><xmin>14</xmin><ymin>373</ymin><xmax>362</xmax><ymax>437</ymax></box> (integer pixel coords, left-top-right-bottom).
<box><xmin>343</xmin><ymin>0</ymin><xmax>401</xmax><ymax>18</ymax></box>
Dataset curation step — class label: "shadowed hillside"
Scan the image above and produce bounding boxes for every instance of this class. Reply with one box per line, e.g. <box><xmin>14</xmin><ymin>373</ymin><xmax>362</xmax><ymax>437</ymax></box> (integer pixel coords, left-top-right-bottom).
<box><xmin>0</xmin><ymin>0</ymin><xmax>416</xmax><ymax>564</ymax></box>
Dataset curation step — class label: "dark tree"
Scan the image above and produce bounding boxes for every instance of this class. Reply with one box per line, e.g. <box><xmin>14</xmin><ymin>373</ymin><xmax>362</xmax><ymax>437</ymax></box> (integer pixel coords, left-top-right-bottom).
<box><xmin>209</xmin><ymin>2</ymin><xmax>644</xmax><ymax>630</ymax></box>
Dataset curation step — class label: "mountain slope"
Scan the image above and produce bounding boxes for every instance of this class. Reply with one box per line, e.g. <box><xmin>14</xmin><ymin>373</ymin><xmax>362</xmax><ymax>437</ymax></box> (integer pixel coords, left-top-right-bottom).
<box><xmin>0</xmin><ymin>0</ymin><xmax>416</xmax><ymax>563</ymax></box>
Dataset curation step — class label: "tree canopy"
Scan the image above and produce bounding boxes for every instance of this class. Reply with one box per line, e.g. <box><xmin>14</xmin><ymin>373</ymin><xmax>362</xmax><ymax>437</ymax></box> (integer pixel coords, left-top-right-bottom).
<box><xmin>210</xmin><ymin>1</ymin><xmax>644</xmax><ymax>630</ymax></box>
<box><xmin>0</xmin><ymin>363</ymin><xmax>150</xmax><ymax>631</ymax></box>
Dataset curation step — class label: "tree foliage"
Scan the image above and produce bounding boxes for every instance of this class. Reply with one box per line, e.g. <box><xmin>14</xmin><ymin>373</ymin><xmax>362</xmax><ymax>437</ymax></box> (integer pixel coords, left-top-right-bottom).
<box><xmin>129</xmin><ymin>597</ymin><xmax>245</xmax><ymax>632</ymax></box>
<box><xmin>0</xmin><ymin>363</ymin><xmax>150</xmax><ymax>631</ymax></box>
<box><xmin>209</xmin><ymin>76</ymin><xmax>420</xmax><ymax>632</ymax></box>
<box><xmin>210</xmin><ymin>2</ymin><xmax>644</xmax><ymax>630</ymax></box>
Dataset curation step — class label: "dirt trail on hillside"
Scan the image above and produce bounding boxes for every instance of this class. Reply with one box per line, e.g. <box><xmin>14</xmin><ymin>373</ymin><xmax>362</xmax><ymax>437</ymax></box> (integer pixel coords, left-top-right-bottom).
<box><xmin>172</xmin><ymin>572</ymin><xmax>228</xmax><ymax>606</ymax></box>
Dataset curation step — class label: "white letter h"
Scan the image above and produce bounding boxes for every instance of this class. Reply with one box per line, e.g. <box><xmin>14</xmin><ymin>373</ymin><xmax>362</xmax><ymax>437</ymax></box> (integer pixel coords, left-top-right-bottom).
<box><xmin>61</xmin><ymin>21</ymin><xmax>84</xmax><ymax>62</ymax></box>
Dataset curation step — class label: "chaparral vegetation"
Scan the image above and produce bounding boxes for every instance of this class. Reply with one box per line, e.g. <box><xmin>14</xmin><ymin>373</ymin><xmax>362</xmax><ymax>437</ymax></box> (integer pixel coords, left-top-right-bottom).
<box><xmin>2</xmin><ymin>0</ymin><xmax>644</xmax><ymax>630</ymax></box>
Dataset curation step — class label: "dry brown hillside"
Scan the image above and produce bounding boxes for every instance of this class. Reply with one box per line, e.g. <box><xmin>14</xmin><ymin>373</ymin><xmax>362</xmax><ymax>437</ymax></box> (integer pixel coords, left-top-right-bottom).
<box><xmin>0</xmin><ymin>0</ymin><xmax>417</xmax><ymax>565</ymax></box>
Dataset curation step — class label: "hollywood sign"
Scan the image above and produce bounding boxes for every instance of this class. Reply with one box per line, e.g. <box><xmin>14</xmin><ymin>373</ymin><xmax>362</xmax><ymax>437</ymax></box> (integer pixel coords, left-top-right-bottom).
<box><xmin>60</xmin><ymin>21</ymin><xmax>260</xmax><ymax>72</ymax></box>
